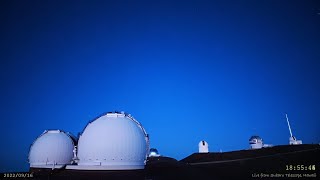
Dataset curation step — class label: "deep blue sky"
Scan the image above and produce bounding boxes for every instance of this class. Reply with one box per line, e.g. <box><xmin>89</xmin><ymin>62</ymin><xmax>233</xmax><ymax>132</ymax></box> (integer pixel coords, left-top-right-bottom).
<box><xmin>0</xmin><ymin>0</ymin><xmax>319</xmax><ymax>172</ymax></box>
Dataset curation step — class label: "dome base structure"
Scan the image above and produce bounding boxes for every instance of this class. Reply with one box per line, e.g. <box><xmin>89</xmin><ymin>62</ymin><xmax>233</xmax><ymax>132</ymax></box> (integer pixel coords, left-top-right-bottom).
<box><xmin>66</xmin><ymin>164</ymin><xmax>144</xmax><ymax>170</ymax></box>
<box><xmin>30</xmin><ymin>164</ymin><xmax>66</xmax><ymax>169</ymax></box>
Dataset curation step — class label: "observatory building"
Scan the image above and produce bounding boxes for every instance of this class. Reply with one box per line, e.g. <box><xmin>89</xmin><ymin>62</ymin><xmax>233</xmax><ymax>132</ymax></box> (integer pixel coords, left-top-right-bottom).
<box><xmin>28</xmin><ymin>130</ymin><xmax>76</xmax><ymax>168</ymax></box>
<box><xmin>289</xmin><ymin>136</ymin><xmax>302</xmax><ymax>145</ymax></box>
<box><xmin>249</xmin><ymin>136</ymin><xmax>263</xmax><ymax>149</ymax></box>
<box><xmin>199</xmin><ymin>141</ymin><xmax>209</xmax><ymax>153</ymax></box>
<box><xmin>285</xmin><ymin>114</ymin><xmax>303</xmax><ymax>145</ymax></box>
<box><xmin>149</xmin><ymin>148</ymin><xmax>160</xmax><ymax>157</ymax></box>
<box><xmin>67</xmin><ymin>111</ymin><xmax>149</xmax><ymax>170</ymax></box>
<box><xmin>249</xmin><ymin>135</ymin><xmax>273</xmax><ymax>149</ymax></box>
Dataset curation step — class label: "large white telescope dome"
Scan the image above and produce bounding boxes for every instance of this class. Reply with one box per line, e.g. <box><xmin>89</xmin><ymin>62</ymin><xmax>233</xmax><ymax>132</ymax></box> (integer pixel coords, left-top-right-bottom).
<box><xmin>76</xmin><ymin>112</ymin><xmax>149</xmax><ymax>170</ymax></box>
<box><xmin>28</xmin><ymin>130</ymin><xmax>75</xmax><ymax>168</ymax></box>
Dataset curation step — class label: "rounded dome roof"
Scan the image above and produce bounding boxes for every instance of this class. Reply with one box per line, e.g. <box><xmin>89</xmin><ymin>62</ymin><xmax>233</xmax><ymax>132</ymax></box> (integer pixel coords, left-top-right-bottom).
<box><xmin>150</xmin><ymin>148</ymin><xmax>159</xmax><ymax>154</ymax></box>
<box><xmin>28</xmin><ymin>130</ymin><xmax>75</xmax><ymax>168</ymax></box>
<box><xmin>199</xmin><ymin>140</ymin><xmax>208</xmax><ymax>146</ymax></box>
<box><xmin>77</xmin><ymin>112</ymin><xmax>149</xmax><ymax>170</ymax></box>
<box><xmin>249</xmin><ymin>135</ymin><xmax>263</xmax><ymax>144</ymax></box>
<box><xmin>149</xmin><ymin>148</ymin><xmax>160</xmax><ymax>157</ymax></box>
<box><xmin>249</xmin><ymin>135</ymin><xmax>262</xmax><ymax>141</ymax></box>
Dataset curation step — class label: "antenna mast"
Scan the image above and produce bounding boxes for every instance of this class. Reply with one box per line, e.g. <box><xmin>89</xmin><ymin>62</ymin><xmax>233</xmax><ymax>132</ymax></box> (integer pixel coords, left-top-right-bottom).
<box><xmin>285</xmin><ymin>113</ymin><xmax>293</xmax><ymax>137</ymax></box>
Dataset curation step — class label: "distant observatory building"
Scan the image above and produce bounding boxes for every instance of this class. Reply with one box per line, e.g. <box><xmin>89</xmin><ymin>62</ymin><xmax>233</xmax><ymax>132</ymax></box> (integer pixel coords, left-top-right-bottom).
<box><xmin>149</xmin><ymin>148</ymin><xmax>160</xmax><ymax>157</ymax></box>
<box><xmin>249</xmin><ymin>135</ymin><xmax>273</xmax><ymax>149</ymax></box>
<box><xmin>28</xmin><ymin>130</ymin><xmax>76</xmax><ymax>168</ymax></box>
<box><xmin>199</xmin><ymin>141</ymin><xmax>209</xmax><ymax>153</ymax></box>
<box><xmin>285</xmin><ymin>114</ymin><xmax>302</xmax><ymax>145</ymax></box>
<box><xmin>289</xmin><ymin>136</ymin><xmax>302</xmax><ymax>145</ymax></box>
<box><xmin>69</xmin><ymin>111</ymin><xmax>149</xmax><ymax>170</ymax></box>
<box><xmin>249</xmin><ymin>136</ymin><xmax>263</xmax><ymax>149</ymax></box>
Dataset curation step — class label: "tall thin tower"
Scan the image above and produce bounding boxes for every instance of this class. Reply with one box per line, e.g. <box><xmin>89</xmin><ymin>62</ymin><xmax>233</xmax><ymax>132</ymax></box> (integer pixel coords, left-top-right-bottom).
<box><xmin>285</xmin><ymin>113</ymin><xmax>293</xmax><ymax>137</ymax></box>
<box><xmin>285</xmin><ymin>113</ymin><xmax>302</xmax><ymax>145</ymax></box>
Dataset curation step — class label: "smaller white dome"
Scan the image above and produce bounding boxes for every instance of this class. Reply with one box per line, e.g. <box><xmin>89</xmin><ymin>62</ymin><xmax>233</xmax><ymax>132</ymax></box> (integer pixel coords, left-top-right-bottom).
<box><xmin>198</xmin><ymin>141</ymin><xmax>209</xmax><ymax>153</ymax></box>
<box><xmin>29</xmin><ymin>130</ymin><xmax>75</xmax><ymax>168</ymax></box>
<box><xmin>149</xmin><ymin>148</ymin><xmax>160</xmax><ymax>157</ymax></box>
<box><xmin>249</xmin><ymin>135</ymin><xmax>263</xmax><ymax>149</ymax></box>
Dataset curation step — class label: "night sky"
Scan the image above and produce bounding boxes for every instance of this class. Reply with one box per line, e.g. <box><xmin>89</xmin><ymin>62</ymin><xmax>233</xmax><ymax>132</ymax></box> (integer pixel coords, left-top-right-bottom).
<box><xmin>1</xmin><ymin>0</ymin><xmax>319</xmax><ymax>172</ymax></box>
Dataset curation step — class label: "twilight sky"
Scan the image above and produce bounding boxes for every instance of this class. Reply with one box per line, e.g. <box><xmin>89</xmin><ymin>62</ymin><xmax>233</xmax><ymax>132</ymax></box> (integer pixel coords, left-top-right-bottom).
<box><xmin>0</xmin><ymin>0</ymin><xmax>319</xmax><ymax>172</ymax></box>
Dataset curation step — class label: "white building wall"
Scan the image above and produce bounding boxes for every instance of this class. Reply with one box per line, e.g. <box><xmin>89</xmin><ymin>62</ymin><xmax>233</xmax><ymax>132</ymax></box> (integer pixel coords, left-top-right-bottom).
<box><xmin>199</xmin><ymin>141</ymin><xmax>209</xmax><ymax>153</ymax></box>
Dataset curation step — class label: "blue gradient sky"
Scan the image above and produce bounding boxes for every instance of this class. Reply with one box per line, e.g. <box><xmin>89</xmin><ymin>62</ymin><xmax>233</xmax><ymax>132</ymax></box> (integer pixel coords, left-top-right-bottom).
<box><xmin>1</xmin><ymin>0</ymin><xmax>319</xmax><ymax>172</ymax></box>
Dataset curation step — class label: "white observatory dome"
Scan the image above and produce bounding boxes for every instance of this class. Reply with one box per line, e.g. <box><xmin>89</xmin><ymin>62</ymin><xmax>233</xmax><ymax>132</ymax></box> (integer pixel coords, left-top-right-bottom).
<box><xmin>249</xmin><ymin>135</ymin><xmax>263</xmax><ymax>149</ymax></box>
<box><xmin>198</xmin><ymin>141</ymin><xmax>209</xmax><ymax>153</ymax></box>
<box><xmin>149</xmin><ymin>148</ymin><xmax>160</xmax><ymax>157</ymax></box>
<box><xmin>76</xmin><ymin>112</ymin><xmax>149</xmax><ymax>170</ymax></box>
<box><xmin>28</xmin><ymin>130</ymin><xmax>75</xmax><ymax>168</ymax></box>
